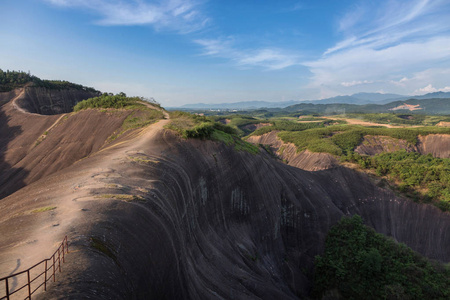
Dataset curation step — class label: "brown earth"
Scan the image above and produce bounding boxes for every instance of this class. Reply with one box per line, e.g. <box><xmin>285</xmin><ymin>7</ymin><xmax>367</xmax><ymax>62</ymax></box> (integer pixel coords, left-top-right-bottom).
<box><xmin>0</xmin><ymin>89</ymin><xmax>449</xmax><ymax>299</ymax></box>
<box><xmin>246</xmin><ymin>131</ymin><xmax>338</xmax><ymax>171</ymax></box>
<box><xmin>0</xmin><ymin>88</ymin><xmax>137</xmax><ymax>200</ymax></box>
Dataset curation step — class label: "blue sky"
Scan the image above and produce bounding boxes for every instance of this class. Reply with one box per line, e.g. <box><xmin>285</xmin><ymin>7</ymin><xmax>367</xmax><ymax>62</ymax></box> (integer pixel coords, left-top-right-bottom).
<box><xmin>1</xmin><ymin>0</ymin><xmax>450</xmax><ymax>106</ymax></box>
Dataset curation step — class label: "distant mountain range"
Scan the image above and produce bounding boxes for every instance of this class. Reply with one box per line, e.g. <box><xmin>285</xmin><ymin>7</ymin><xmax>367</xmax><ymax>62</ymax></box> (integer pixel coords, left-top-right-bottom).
<box><xmin>284</xmin><ymin>98</ymin><xmax>450</xmax><ymax>115</ymax></box>
<box><xmin>172</xmin><ymin>100</ymin><xmax>301</xmax><ymax>110</ymax></box>
<box><xmin>170</xmin><ymin>91</ymin><xmax>450</xmax><ymax>110</ymax></box>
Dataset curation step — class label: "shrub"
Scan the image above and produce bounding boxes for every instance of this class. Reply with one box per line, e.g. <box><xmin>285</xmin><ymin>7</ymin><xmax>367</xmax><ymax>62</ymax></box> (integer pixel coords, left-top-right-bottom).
<box><xmin>313</xmin><ymin>215</ymin><xmax>450</xmax><ymax>299</ymax></box>
<box><xmin>73</xmin><ymin>94</ymin><xmax>146</xmax><ymax>111</ymax></box>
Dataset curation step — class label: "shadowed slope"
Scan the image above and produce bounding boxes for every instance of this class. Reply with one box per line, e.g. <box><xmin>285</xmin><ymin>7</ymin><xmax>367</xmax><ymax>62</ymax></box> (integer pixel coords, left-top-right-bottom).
<box><xmin>0</xmin><ymin>120</ymin><xmax>447</xmax><ymax>299</ymax></box>
<box><xmin>0</xmin><ymin>88</ymin><xmax>137</xmax><ymax>200</ymax></box>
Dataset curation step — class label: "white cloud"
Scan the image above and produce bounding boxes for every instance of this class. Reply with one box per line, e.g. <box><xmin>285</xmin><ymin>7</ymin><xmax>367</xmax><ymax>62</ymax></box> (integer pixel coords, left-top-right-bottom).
<box><xmin>45</xmin><ymin>0</ymin><xmax>209</xmax><ymax>33</ymax></box>
<box><xmin>195</xmin><ymin>38</ymin><xmax>300</xmax><ymax>70</ymax></box>
<box><xmin>341</xmin><ymin>80</ymin><xmax>373</xmax><ymax>87</ymax></box>
<box><xmin>414</xmin><ymin>84</ymin><xmax>450</xmax><ymax>94</ymax></box>
<box><xmin>305</xmin><ymin>0</ymin><xmax>450</xmax><ymax>97</ymax></box>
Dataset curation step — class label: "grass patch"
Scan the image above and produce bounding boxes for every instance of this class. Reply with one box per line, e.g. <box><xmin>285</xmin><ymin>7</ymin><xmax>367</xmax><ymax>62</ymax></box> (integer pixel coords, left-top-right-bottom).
<box><xmin>31</xmin><ymin>206</ymin><xmax>56</xmax><ymax>213</ymax></box>
<box><xmin>211</xmin><ymin>130</ymin><xmax>259</xmax><ymax>154</ymax></box>
<box><xmin>90</xmin><ymin>237</ymin><xmax>117</xmax><ymax>262</ymax></box>
<box><xmin>108</xmin><ymin>108</ymin><xmax>164</xmax><ymax>141</ymax></box>
<box><xmin>96</xmin><ymin>194</ymin><xmax>145</xmax><ymax>202</ymax></box>
<box><xmin>128</xmin><ymin>156</ymin><xmax>159</xmax><ymax>164</ymax></box>
<box><xmin>211</xmin><ymin>115</ymin><xmax>268</xmax><ymax>136</ymax></box>
<box><xmin>166</xmin><ymin>111</ymin><xmax>259</xmax><ymax>154</ymax></box>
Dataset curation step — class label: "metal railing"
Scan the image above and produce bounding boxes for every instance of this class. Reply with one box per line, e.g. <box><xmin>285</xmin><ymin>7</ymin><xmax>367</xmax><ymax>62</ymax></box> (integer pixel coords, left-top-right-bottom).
<box><xmin>0</xmin><ymin>236</ymin><xmax>69</xmax><ymax>300</ymax></box>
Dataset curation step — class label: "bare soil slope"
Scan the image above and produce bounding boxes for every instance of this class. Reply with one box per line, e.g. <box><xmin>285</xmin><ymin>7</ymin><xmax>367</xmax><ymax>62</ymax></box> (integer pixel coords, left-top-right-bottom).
<box><xmin>0</xmin><ymin>88</ymin><xmax>135</xmax><ymax>199</ymax></box>
<box><xmin>247</xmin><ymin>131</ymin><xmax>338</xmax><ymax>171</ymax></box>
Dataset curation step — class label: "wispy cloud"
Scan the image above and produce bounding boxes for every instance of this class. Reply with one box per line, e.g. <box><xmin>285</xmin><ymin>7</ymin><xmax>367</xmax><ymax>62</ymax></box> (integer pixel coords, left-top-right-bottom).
<box><xmin>45</xmin><ymin>0</ymin><xmax>209</xmax><ymax>33</ymax></box>
<box><xmin>46</xmin><ymin>0</ymin><xmax>300</xmax><ymax>70</ymax></box>
<box><xmin>341</xmin><ymin>80</ymin><xmax>373</xmax><ymax>87</ymax></box>
<box><xmin>305</xmin><ymin>0</ymin><xmax>450</xmax><ymax>96</ymax></box>
<box><xmin>195</xmin><ymin>38</ymin><xmax>300</xmax><ymax>70</ymax></box>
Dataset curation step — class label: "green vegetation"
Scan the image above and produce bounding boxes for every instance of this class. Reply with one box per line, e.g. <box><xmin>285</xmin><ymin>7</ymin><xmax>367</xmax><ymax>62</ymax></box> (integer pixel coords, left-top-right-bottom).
<box><xmin>0</xmin><ymin>69</ymin><xmax>99</xmax><ymax>93</ymax></box>
<box><xmin>211</xmin><ymin>130</ymin><xmax>259</xmax><ymax>154</ymax></box>
<box><xmin>343</xmin><ymin>113</ymin><xmax>450</xmax><ymax>126</ymax></box>
<box><xmin>108</xmin><ymin>110</ymin><xmax>164</xmax><ymax>141</ymax></box>
<box><xmin>251</xmin><ymin>119</ymin><xmax>343</xmax><ymax>137</ymax></box>
<box><xmin>74</xmin><ymin>94</ymin><xmax>164</xmax><ymax>141</ymax></box>
<box><xmin>262</xmin><ymin>122</ymin><xmax>450</xmax><ymax>211</ymax></box>
<box><xmin>210</xmin><ymin>115</ymin><xmax>266</xmax><ymax>136</ymax></box>
<box><xmin>166</xmin><ymin>111</ymin><xmax>258</xmax><ymax>154</ymax></box>
<box><xmin>96</xmin><ymin>194</ymin><xmax>145</xmax><ymax>202</ymax></box>
<box><xmin>123</xmin><ymin>110</ymin><xmax>163</xmax><ymax>130</ymax></box>
<box><xmin>276</xmin><ymin>125</ymin><xmax>450</xmax><ymax>156</ymax></box>
<box><xmin>344</xmin><ymin>151</ymin><xmax>450</xmax><ymax>211</ymax></box>
<box><xmin>73</xmin><ymin>93</ymin><xmax>147</xmax><ymax>111</ymax></box>
<box><xmin>166</xmin><ymin>111</ymin><xmax>235</xmax><ymax>138</ymax></box>
<box><xmin>313</xmin><ymin>215</ymin><xmax>450</xmax><ymax>300</ymax></box>
<box><xmin>31</xmin><ymin>206</ymin><xmax>57</xmax><ymax>213</ymax></box>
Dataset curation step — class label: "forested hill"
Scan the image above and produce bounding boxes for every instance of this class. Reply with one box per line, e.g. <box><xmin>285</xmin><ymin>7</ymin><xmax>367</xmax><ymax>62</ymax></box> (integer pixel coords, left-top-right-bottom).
<box><xmin>285</xmin><ymin>98</ymin><xmax>450</xmax><ymax>115</ymax></box>
<box><xmin>0</xmin><ymin>69</ymin><xmax>99</xmax><ymax>93</ymax></box>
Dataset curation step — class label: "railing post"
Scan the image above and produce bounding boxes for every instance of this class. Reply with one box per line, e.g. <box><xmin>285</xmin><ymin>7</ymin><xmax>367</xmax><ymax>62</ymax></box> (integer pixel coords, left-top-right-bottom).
<box><xmin>27</xmin><ymin>269</ymin><xmax>31</xmax><ymax>300</ymax></box>
<box><xmin>62</xmin><ymin>241</ymin><xmax>65</xmax><ymax>263</ymax></box>
<box><xmin>1</xmin><ymin>236</ymin><xmax>68</xmax><ymax>300</ymax></box>
<box><xmin>44</xmin><ymin>260</ymin><xmax>48</xmax><ymax>291</ymax></box>
<box><xmin>58</xmin><ymin>248</ymin><xmax>61</xmax><ymax>272</ymax></box>
<box><xmin>5</xmin><ymin>277</ymin><xmax>9</xmax><ymax>300</ymax></box>
<box><xmin>53</xmin><ymin>255</ymin><xmax>56</xmax><ymax>282</ymax></box>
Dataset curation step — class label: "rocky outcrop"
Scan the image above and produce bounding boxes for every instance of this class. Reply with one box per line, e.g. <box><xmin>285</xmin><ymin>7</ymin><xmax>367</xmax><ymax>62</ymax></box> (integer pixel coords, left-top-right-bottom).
<box><xmin>354</xmin><ymin>135</ymin><xmax>417</xmax><ymax>156</ymax></box>
<box><xmin>16</xmin><ymin>86</ymin><xmax>98</xmax><ymax>115</ymax></box>
<box><xmin>417</xmin><ymin>134</ymin><xmax>450</xmax><ymax>158</ymax></box>
<box><xmin>18</xmin><ymin>132</ymin><xmax>447</xmax><ymax>299</ymax></box>
<box><xmin>355</xmin><ymin>134</ymin><xmax>450</xmax><ymax>158</ymax></box>
<box><xmin>246</xmin><ymin>131</ymin><xmax>338</xmax><ymax>171</ymax></box>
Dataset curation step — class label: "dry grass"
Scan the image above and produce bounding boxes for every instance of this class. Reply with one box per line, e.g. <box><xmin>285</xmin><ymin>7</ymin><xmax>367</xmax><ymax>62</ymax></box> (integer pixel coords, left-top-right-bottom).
<box><xmin>96</xmin><ymin>194</ymin><xmax>145</xmax><ymax>202</ymax></box>
<box><xmin>31</xmin><ymin>206</ymin><xmax>57</xmax><ymax>213</ymax></box>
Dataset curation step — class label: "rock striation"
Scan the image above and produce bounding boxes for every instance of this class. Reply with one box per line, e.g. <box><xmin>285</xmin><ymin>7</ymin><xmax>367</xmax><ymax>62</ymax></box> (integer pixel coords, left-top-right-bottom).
<box><xmin>0</xmin><ymin>92</ymin><xmax>449</xmax><ymax>299</ymax></box>
<box><xmin>16</xmin><ymin>86</ymin><xmax>99</xmax><ymax>115</ymax></box>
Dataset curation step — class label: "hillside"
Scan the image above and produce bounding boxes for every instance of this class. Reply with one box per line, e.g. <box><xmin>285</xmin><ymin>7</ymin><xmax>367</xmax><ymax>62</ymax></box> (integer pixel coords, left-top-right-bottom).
<box><xmin>0</xmin><ymin>83</ymin><xmax>449</xmax><ymax>299</ymax></box>
<box><xmin>285</xmin><ymin>98</ymin><xmax>450</xmax><ymax>115</ymax></box>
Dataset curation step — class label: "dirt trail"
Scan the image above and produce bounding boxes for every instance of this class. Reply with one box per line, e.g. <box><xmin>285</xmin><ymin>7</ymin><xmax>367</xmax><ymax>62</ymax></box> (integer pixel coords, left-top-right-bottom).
<box><xmin>0</xmin><ymin>105</ymin><xmax>171</xmax><ymax>297</ymax></box>
<box><xmin>11</xmin><ymin>88</ymin><xmax>28</xmax><ymax>114</ymax></box>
